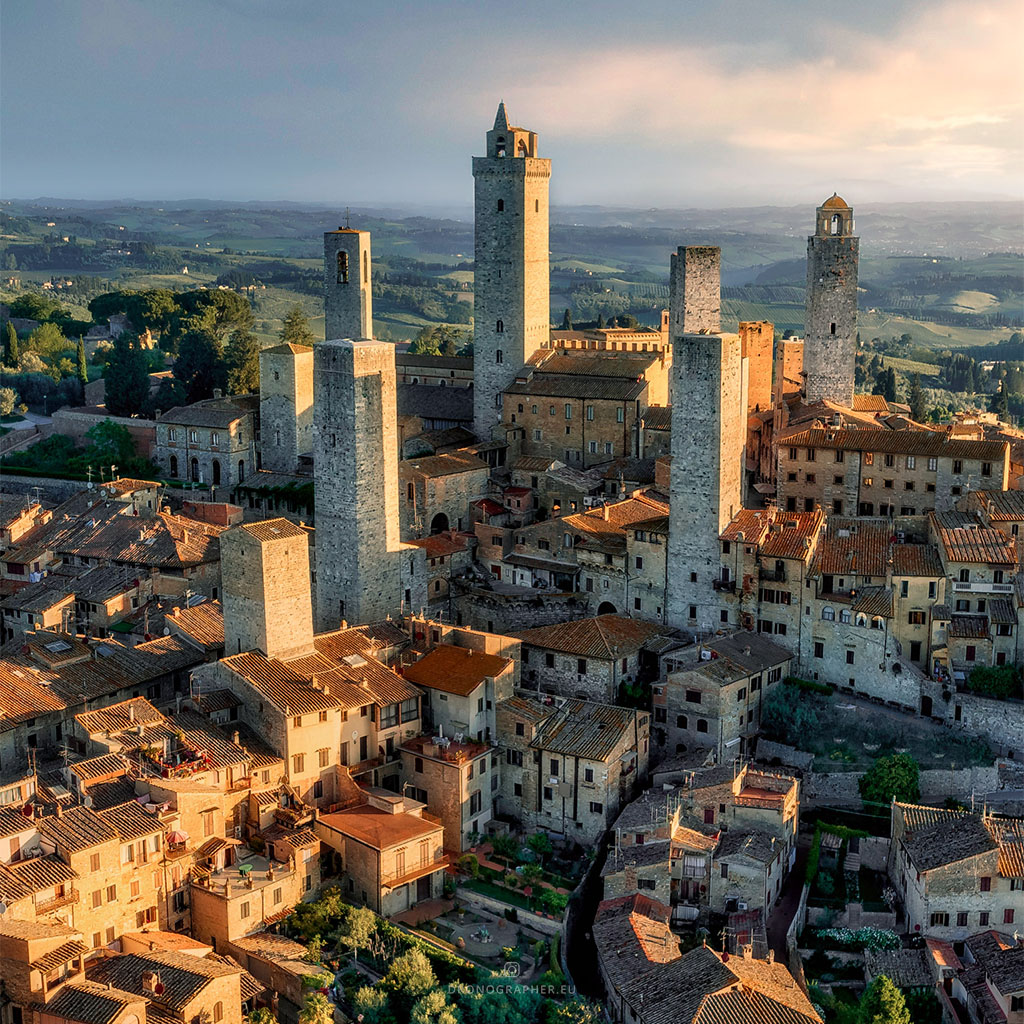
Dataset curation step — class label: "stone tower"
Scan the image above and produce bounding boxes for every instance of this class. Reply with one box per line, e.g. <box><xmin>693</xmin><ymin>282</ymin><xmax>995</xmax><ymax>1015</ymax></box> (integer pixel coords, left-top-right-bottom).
<box><xmin>666</xmin><ymin>247</ymin><xmax>746</xmax><ymax>632</ymax></box>
<box><xmin>472</xmin><ymin>102</ymin><xmax>551</xmax><ymax>439</ymax></box>
<box><xmin>259</xmin><ymin>343</ymin><xmax>313</xmax><ymax>473</ymax></box>
<box><xmin>739</xmin><ymin>321</ymin><xmax>774</xmax><ymax>414</ymax></box>
<box><xmin>221</xmin><ymin>518</ymin><xmax>315</xmax><ymax>660</ymax></box>
<box><xmin>803</xmin><ymin>194</ymin><xmax>858</xmax><ymax>406</ymax></box>
<box><xmin>324</xmin><ymin>228</ymin><xmax>372</xmax><ymax>342</ymax></box>
<box><xmin>313</xmin><ymin>338</ymin><xmax>426</xmax><ymax>629</ymax></box>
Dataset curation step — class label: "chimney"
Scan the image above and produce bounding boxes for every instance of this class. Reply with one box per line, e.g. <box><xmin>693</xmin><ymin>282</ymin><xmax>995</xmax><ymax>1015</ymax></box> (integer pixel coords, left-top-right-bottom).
<box><xmin>231</xmin><ymin>730</ymin><xmax>240</xmax><ymax>745</ymax></box>
<box><xmin>602</xmin><ymin>504</ymin><xmax>610</xmax><ymax>521</ymax></box>
<box><xmin>129</xmin><ymin>704</ymin><xmax>136</xmax><ymax>722</ymax></box>
<box><xmin>212</xmin><ymin>388</ymin><xmax>223</xmax><ymax>399</ymax></box>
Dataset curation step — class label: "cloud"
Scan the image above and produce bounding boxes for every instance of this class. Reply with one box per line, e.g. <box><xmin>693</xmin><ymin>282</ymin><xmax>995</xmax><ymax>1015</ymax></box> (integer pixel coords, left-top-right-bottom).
<box><xmin>427</xmin><ymin>0</ymin><xmax>1023</xmax><ymax>202</ymax></box>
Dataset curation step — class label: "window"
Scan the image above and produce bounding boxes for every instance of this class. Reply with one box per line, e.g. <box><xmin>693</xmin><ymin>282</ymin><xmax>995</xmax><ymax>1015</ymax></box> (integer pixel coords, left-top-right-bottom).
<box><xmin>865</xmin><ymin>453</ymin><xmax>874</xmax><ymax>465</ymax></box>
<box><xmin>213</xmin><ymin>1004</ymin><xmax>223</xmax><ymax>1024</ymax></box>
<box><xmin>806</xmin><ymin>448</ymin><xmax>816</xmax><ymax>462</ymax></box>
<box><xmin>577</xmin><ymin>659</ymin><xmax>587</xmax><ymax>675</ymax></box>
<box><xmin>814</xmin><ymin>642</ymin><xmax>824</xmax><ymax>658</ymax></box>
<box><xmin>908</xmin><ymin>611</ymin><xmax>925</xmax><ymax>625</ymax></box>
<box><xmin>584</xmin><ymin>767</ymin><xmax>594</xmax><ymax>783</ymax></box>
<box><xmin>106</xmin><ymin>884</ymin><xmax>117</xmax><ymax>903</ymax></box>
<box><xmin>543</xmin><ymin>787</ymin><xmax>553</xmax><ymax>801</ymax></box>
<box><xmin>92</xmin><ymin>889</ymin><xmax>102</xmax><ymax>909</ymax></box>
<box><xmin>564</xmin><ymin>403</ymin><xmax>572</xmax><ymax>419</ymax></box>
<box><xmin>956</xmin><ymin>911</ymin><xmax>968</xmax><ymax>927</ymax></box>
<box><xmin>497</xmin><ymin>199</ymin><xmax>504</xmax><ymax>211</ymax></box>
<box><xmin>90</xmin><ymin>853</ymin><xmax>100</xmax><ymax>872</ymax></box>
<box><xmin>319</xmin><ymin>747</ymin><xmax>330</xmax><ymax>768</ymax></box>
<box><xmin>980</xmin><ymin>876</ymin><xmax>991</xmax><ymax>892</ymax></box>
<box><xmin>586</xmin><ymin>405</ymin><xmax>594</xmax><ymax>420</ymax></box>
<box><xmin>805</xmin><ymin>473</ymin><xmax>816</xmax><ymax>484</ymax></box>
<box><xmin>953</xmin><ymin>460</ymin><xmax>963</xmax><ymax>474</ymax></box>
<box><xmin>241</xmin><ymin>901</ymin><xmax>251</xmax><ymax>919</ymax></box>
<box><xmin>211</xmin><ymin>431</ymin><xmax>219</xmax><ymax>447</ymax></box>
<box><xmin>293</xmin><ymin>715</ymin><xmax>302</xmax><ymax>728</ymax></box>
<box><xmin>720</xmin><ymin>863</ymin><xmax>729</xmax><ymax>879</ymax></box>
<box><xmin>380</xmin><ymin>703</ymin><xmax>399</xmax><ymax>729</ymax></box>
<box><xmin>292</xmin><ymin>753</ymin><xmax>304</xmax><ymax>775</ymax></box>
<box><xmin>822</xmin><ymin>607</ymin><xmax>835</xmax><ymax>621</ymax></box>
<box><xmin>1005</xmin><ymin>908</ymin><xmax>1016</xmax><ymax>925</ymax></box>
<box><xmin>930</xmin><ymin>912</ymin><xmax>949</xmax><ymax>927</ymax></box>
<box><xmin>589</xmin><ymin>801</ymin><xmax>603</xmax><ymax>814</ymax></box>
<box><xmin>846</xmin><ymin>651</ymin><xmax>854</xmax><ymax>665</ymax></box>
<box><xmin>685</xmin><ymin>689</ymin><xmax>702</xmax><ymax>704</ymax></box>
<box><xmin>635</xmin><ymin>555</ymin><xmax>643</xmax><ymax>570</ymax></box>
<box><xmin>928</xmin><ymin>457</ymin><xmax>937</xmax><ymax>471</ymax></box>
<box><xmin>677</xmin><ymin>714</ymin><xmax>688</xmax><ymax>729</ymax></box>
<box><xmin>496</xmin><ymin>320</ymin><xmax>504</xmax><ymax>334</ymax></box>
<box><xmin>697</xmin><ymin>719</ymin><xmax>708</xmax><ymax>733</ymax></box>
<box><xmin>980</xmin><ymin>911</ymin><xmax>990</xmax><ymax>926</ymax></box>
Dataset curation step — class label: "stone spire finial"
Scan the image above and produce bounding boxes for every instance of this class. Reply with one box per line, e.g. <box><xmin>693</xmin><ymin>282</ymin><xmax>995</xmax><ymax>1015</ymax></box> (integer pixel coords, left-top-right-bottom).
<box><xmin>493</xmin><ymin>101</ymin><xmax>510</xmax><ymax>131</ymax></box>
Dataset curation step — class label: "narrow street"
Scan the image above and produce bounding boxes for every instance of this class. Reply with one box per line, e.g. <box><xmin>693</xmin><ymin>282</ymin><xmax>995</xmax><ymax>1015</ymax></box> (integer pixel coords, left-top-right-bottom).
<box><xmin>767</xmin><ymin>833</ymin><xmax>810</xmax><ymax>962</ymax></box>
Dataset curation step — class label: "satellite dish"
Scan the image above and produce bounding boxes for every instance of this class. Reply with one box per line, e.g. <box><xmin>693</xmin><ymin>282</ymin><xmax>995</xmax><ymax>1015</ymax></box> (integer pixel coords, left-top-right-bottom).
<box><xmin>0</xmin><ymin>901</ymin><xmax>8</xmax><ymax>916</ymax></box>
<box><xmin>83</xmin><ymin>796</ymin><xmax>94</xmax><ymax>809</ymax></box>
<box><xmin>351</xmin><ymin>731</ymin><xmax>358</xmax><ymax>743</ymax></box>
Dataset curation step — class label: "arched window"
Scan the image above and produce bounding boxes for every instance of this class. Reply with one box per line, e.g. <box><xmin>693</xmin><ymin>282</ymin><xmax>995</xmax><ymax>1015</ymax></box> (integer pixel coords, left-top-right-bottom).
<box><xmin>822</xmin><ymin>606</ymin><xmax>835</xmax><ymax>621</ymax></box>
<box><xmin>212</xmin><ymin>460</ymin><xmax>221</xmax><ymax>486</ymax></box>
<box><xmin>496</xmin><ymin>319</ymin><xmax>504</xmax><ymax>333</ymax></box>
<box><xmin>337</xmin><ymin>250</ymin><xmax>349</xmax><ymax>284</ymax></box>
<box><xmin>839</xmin><ymin>608</ymin><xmax>851</xmax><ymax>623</ymax></box>
<box><xmin>238</xmin><ymin>460</ymin><xmax>245</xmax><ymax>484</ymax></box>
<box><xmin>496</xmin><ymin>136</ymin><xmax>506</xmax><ymax>158</ymax></box>
<box><xmin>497</xmin><ymin>199</ymin><xmax>504</xmax><ymax>212</ymax></box>
<box><xmin>856</xmin><ymin>613</ymin><xmax>867</xmax><ymax>627</ymax></box>
<box><xmin>169</xmin><ymin>455</ymin><xmax>178</xmax><ymax>478</ymax></box>
<box><xmin>213</xmin><ymin>1003</ymin><xmax>223</xmax><ymax>1023</ymax></box>
<box><xmin>190</xmin><ymin>457</ymin><xmax>199</xmax><ymax>482</ymax></box>
<box><xmin>872</xmin><ymin>617</ymin><xmax>884</xmax><ymax>630</ymax></box>
<box><xmin>439</xmin><ymin>379</ymin><xmax>446</xmax><ymax>387</ymax></box>
<box><xmin>495</xmin><ymin>349</ymin><xmax>503</xmax><ymax>364</ymax></box>
<box><xmin>830</xmin><ymin>213</ymin><xmax>841</xmax><ymax>235</ymax></box>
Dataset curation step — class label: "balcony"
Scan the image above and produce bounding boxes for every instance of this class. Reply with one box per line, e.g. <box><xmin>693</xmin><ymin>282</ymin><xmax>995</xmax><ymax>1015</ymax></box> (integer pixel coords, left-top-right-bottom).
<box><xmin>713</xmin><ymin>578</ymin><xmax>736</xmax><ymax>593</ymax></box>
<box><xmin>759</xmin><ymin>567</ymin><xmax>787</xmax><ymax>583</ymax></box>
<box><xmin>952</xmin><ymin>581</ymin><xmax>1012</xmax><ymax>594</ymax></box>
<box><xmin>381</xmin><ymin>853</ymin><xmax>449</xmax><ymax>890</ymax></box>
<box><xmin>36</xmin><ymin>889</ymin><xmax>79</xmax><ymax>915</ymax></box>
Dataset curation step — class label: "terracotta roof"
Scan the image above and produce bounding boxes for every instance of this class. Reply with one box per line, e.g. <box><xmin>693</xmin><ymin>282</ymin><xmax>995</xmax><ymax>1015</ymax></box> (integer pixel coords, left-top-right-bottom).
<box><xmin>853</xmin><ymin>587</ymin><xmax>894</xmax><ymax>619</ymax></box>
<box><xmin>593</xmin><ymin>893</ymin><xmax>679</xmax><ymax>991</ymax></box>
<box><xmin>168</xmin><ymin>600</ymin><xmax>224</xmax><ymax>649</ymax></box>
<box><xmin>318</xmin><ymin>805</ymin><xmax>441</xmax><ymax>849</ymax></box>
<box><xmin>986</xmin><ymin>818</ymin><xmax>1024</xmax><ymax>877</ymax></box>
<box><xmin>407</xmin><ymin>532</ymin><xmax>470</xmax><ymax>558</ymax></box>
<box><xmin>513</xmin><ymin>614</ymin><xmax>669</xmax><ymax>660</ymax></box>
<box><xmin>936</xmin><ymin>524</ymin><xmax>1016</xmax><ymax>565</ymax></box>
<box><xmin>498</xmin><ymin>695</ymin><xmax>551</xmax><ymax>724</ymax></box>
<box><xmin>822</xmin><ymin>193</ymin><xmax>849</xmax><ymax>209</ymax></box>
<box><xmin>785</xmin><ymin>427</ymin><xmax>1007</xmax><ymax>461</ymax></box>
<box><xmin>968</xmin><ymin>489</ymin><xmax>1024</xmax><ymax>521</ymax></box>
<box><xmin>948</xmin><ymin>615</ymin><xmax>990</xmax><ymax>639</ymax></box>
<box><xmin>158</xmin><ymin>395</ymin><xmax>255</xmax><ymax>428</ymax></box>
<box><xmin>30</xmin><ymin>939</ymin><xmax>90</xmax><ymax>973</ymax></box>
<box><xmin>41</xmin><ymin>982</ymin><xmax>142</xmax><ymax>1024</ymax></box>
<box><xmin>900</xmin><ymin>808</ymin><xmax>998</xmax><ymax>872</ymax></box>
<box><xmin>68</xmin><ymin>753</ymin><xmax>129</xmax><ymax>784</ymax></box>
<box><xmin>263</xmin><ymin>342</ymin><xmax>313</xmax><ymax>355</ymax></box>
<box><xmin>103</xmin><ymin>478</ymin><xmax>162</xmax><ymax>497</ymax></box>
<box><xmin>617</xmin><ymin>945</ymin><xmax>820</xmax><ymax>1024</ymax></box>
<box><xmin>76</xmin><ymin>697</ymin><xmax>164</xmax><ymax>736</ymax></box>
<box><xmin>396</xmin><ymin>353</ymin><xmax>473</xmax><ymax>370</ymax></box>
<box><xmin>716</xmin><ymin>829</ymin><xmax>779</xmax><ymax>864</ymax></box>
<box><xmin>966</xmin><ymin>931</ymin><xmax>1024</xmax><ymax>996</ymax></box>
<box><xmin>9</xmin><ymin>854</ymin><xmax>78</xmax><ymax>893</ymax></box>
<box><xmin>642</xmin><ymin>406</ymin><xmax>672</xmax><ymax>430</ymax></box>
<box><xmin>401</xmin><ymin>451</ymin><xmax>489</xmax><ymax>478</ymax></box>
<box><xmin>891</xmin><ymin>544</ymin><xmax>944</xmax><ymax>577</ymax></box>
<box><xmin>88</xmin><ymin>950</ymin><xmax>241</xmax><ymax>1010</ymax></box>
<box><xmin>403</xmin><ymin>644</ymin><xmax>510</xmax><ymax>696</ymax></box>
<box><xmin>812</xmin><ymin>519</ymin><xmax>892</xmax><ymax>578</ymax></box>
<box><xmin>0</xmin><ymin>661</ymin><xmax>66</xmax><ymax>727</ymax></box>
<box><xmin>237</xmin><ymin>518</ymin><xmax>308</xmax><ymax>543</ymax></box>
<box><xmin>564</xmin><ymin>494</ymin><xmax>670</xmax><ymax>541</ymax></box>
<box><xmin>37</xmin><ymin>805</ymin><xmax>118</xmax><ymax>852</ymax></box>
<box><xmin>97</xmin><ymin>801</ymin><xmax>164</xmax><ymax>841</ymax></box>
<box><xmin>190</xmin><ymin>688</ymin><xmax>240</xmax><ymax>714</ymax></box>
<box><xmin>532</xmin><ymin>698</ymin><xmax>642</xmax><ymax>761</ymax></box>
<box><xmin>505</xmin><ymin>373</ymin><xmax>646</xmax><ymax>402</ymax></box>
<box><xmin>851</xmin><ymin>394</ymin><xmax>891</xmax><ymax>412</ymax></box>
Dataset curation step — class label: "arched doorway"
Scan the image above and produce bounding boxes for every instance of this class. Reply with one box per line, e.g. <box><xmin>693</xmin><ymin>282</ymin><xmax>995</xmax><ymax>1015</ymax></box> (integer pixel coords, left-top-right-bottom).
<box><xmin>430</xmin><ymin>512</ymin><xmax>449</xmax><ymax>535</ymax></box>
<box><xmin>169</xmin><ymin>455</ymin><xmax>178</xmax><ymax>478</ymax></box>
<box><xmin>597</xmin><ymin>601</ymin><xmax>616</xmax><ymax>615</ymax></box>
<box><xmin>212</xmin><ymin>460</ymin><xmax>221</xmax><ymax>486</ymax></box>
<box><xmin>190</xmin><ymin>457</ymin><xmax>199</xmax><ymax>482</ymax></box>
<box><xmin>238</xmin><ymin>460</ymin><xmax>245</xmax><ymax>484</ymax></box>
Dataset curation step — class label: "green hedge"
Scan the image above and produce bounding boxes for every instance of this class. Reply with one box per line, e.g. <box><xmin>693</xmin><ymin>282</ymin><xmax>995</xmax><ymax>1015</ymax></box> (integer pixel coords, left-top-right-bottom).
<box><xmin>784</xmin><ymin>675</ymin><xmax>834</xmax><ymax>695</ymax></box>
<box><xmin>805</xmin><ymin>826</ymin><xmax>822</xmax><ymax>885</ymax></box>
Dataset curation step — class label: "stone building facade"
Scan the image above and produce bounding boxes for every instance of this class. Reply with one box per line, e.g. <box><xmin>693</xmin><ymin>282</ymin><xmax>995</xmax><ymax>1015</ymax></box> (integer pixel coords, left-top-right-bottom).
<box><xmin>259</xmin><ymin>342</ymin><xmax>313</xmax><ymax>473</ymax></box>
<box><xmin>472</xmin><ymin>103</ymin><xmax>551</xmax><ymax>439</ymax></box>
<box><xmin>739</xmin><ymin>320</ymin><xmax>774</xmax><ymax>414</ymax></box>
<box><xmin>803</xmin><ymin>194</ymin><xmax>858</xmax><ymax>406</ymax></box>
<box><xmin>313</xmin><ymin>337</ymin><xmax>426</xmax><ymax>628</ymax></box>
<box><xmin>324</xmin><ymin>228</ymin><xmax>372</xmax><ymax>341</ymax></box>
<box><xmin>666</xmin><ymin>246</ymin><xmax>747</xmax><ymax>631</ymax></box>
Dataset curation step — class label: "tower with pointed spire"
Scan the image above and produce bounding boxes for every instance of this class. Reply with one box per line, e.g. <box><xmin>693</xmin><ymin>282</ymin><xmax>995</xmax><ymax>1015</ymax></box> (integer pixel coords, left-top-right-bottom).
<box><xmin>472</xmin><ymin>102</ymin><xmax>551</xmax><ymax>440</ymax></box>
<box><xmin>803</xmin><ymin>193</ymin><xmax>858</xmax><ymax>406</ymax></box>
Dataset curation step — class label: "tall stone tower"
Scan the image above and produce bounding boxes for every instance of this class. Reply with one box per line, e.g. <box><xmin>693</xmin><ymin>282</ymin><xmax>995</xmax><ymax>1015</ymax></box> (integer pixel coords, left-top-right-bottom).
<box><xmin>324</xmin><ymin>228</ymin><xmax>372</xmax><ymax>341</ymax></box>
<box><xmin>666</xmin><ymin>247</ymin><xmax>746</xmax><ymax>633</ymax></box>
<box><xmin>259</xmin><ymin>343</ymin><xmax>313</xmax><ymax>473</ymax></box>
<box><xmin>313</xmin><ymin>338</ymin><xmax>425</xmax><ymax>628</ymax></box>
<box><xmin>472</xmin><ymin>102</ymin><xmax>551</xmax><ymax>439</ymax></box>
<box><xmin>221</xmin><ymin>518</ymin><xmax>315</xmax><ymax>660</ymax></box>
<box><xmin>739</xmin><ymin>321</ymin><xmax>774</xmax><ymax>414</ymax></box>
<box><xmin>803</xmin><ymin>194</ymin><xmax>858</xmax><ymax>406</ymax></box>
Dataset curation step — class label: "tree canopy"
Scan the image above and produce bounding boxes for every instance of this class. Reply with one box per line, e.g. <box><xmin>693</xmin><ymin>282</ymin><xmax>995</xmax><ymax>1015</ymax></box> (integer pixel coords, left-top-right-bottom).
<box><xmin>859</xmin><ymin>975</ymin><xmax>911</xmax><ymax>1024</ymax></box>
<box><xmin>280</xmin><ymin>306</ymin><xmax>316</xmax><ymax>347</ymax></box>
<box><xmin>104</xmin><ymin>333</ymin><xmax>151</xmax><ymax>417</ymax></box>
<box><xmin>859</xmin><ymin>753</ymin><xmax>920</xmax><ymax>808</ymax></box>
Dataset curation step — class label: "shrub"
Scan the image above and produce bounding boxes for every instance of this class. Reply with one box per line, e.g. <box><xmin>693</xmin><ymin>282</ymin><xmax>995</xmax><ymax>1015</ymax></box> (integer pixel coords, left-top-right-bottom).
<box><xmin>457</xmin><ymin>854</ymin><xmax>480</xmax><ymax>878</ymax></box>
<box><xmin>785</xmin><ymin>675</ymin><xmax>834</xmax><ymax>695</ymax></box>
<box><xmin>816</xmin><ymin>926</ymin><xmax>901</xmax><ymax>952</ymax></box>
<box><xmin>967</xmin><ymin>665</ymin><xmax>1021</xmax><ymax>700</ymax></box>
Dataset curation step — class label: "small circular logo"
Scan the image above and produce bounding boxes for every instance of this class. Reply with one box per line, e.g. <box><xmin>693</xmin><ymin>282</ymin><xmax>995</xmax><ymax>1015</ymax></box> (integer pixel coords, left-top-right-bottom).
<box><xmin>502</xmin><ymin>961</ymin><xmax>521</xmax><ymax>978</ymax></box>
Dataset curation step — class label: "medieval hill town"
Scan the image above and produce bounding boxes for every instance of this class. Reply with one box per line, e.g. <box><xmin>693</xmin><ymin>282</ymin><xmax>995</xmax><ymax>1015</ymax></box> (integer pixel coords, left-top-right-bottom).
<box><xmin>1</xmin><ymin>68</ymin><xmax>1023</xmax><ymax>1024</ymax></box>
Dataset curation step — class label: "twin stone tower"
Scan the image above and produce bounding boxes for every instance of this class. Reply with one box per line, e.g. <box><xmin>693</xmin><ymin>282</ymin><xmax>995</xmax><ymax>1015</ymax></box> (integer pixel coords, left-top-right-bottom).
<box><xmin>307</xmin><ymin>104</ymin><xmax>858</xmax><ymax>634</ymax></box>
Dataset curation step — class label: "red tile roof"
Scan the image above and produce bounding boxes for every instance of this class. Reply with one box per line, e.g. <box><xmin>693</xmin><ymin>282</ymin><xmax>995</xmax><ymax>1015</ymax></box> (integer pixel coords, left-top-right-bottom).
<box><xmin>403</xmin><ymin>644</ymin><xmax>510</xmax><ymax>696</ymax></box>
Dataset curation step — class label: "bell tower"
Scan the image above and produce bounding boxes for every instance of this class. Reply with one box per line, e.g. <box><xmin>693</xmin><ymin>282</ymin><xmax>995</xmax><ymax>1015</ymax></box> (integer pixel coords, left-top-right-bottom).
<box><xmin>803</xmin><ymin>194</ymin><xmax>858</xmax><ymax>406</ymax></box>
<box><xmin>472</xmin><ymin>102</ymin><xmax>551</xmax><ymax>440</ymax></box>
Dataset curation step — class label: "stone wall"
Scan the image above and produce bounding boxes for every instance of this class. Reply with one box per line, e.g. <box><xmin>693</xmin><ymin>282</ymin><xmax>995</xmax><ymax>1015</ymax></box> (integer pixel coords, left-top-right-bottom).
<box><xmin>922</xmin><ymin>679</ymin><xmax>1024</xmax><ymax>756</ymax></box>
<box><xmin>323</xmin><ymin>229</ymin><xmax>372</xmax><ymax>341</ymax></box>
<box><xmin>51</xmin><ymin>407</ymin><xmax>156</xmax><ymax>457</ymax></box>
<box><xmin>739</xmin><ymin>321</ymin><xmax>774</xmax><ymax>415</ymax></box>
<box><xmin>451</xmin><ymin>582</ymin><xmax>590</xmax><ymax>634</ymax></box>
<box><xmin>259</xmin><ymin>344</ymin><xmax>313</xmax><ymax>474</ymax></box>
<box><xmin>802</xmin><ymin>765</ymin><xmax>1000</xmax><ymax>807</ymax></box>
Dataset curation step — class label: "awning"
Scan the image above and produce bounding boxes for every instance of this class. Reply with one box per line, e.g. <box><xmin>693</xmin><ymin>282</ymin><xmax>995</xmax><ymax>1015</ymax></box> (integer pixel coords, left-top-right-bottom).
<box><xmin>167</xmin><ymin>831</ymin><xmax>189</xmax><ymax>844</ymax></box>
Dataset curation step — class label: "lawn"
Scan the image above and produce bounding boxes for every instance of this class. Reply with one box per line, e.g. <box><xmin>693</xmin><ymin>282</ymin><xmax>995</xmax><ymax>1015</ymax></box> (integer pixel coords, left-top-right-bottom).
<box><xmin>461</xmin><ymin>878</ymin><xmax>533</xmax><ymax>911</ymax></box>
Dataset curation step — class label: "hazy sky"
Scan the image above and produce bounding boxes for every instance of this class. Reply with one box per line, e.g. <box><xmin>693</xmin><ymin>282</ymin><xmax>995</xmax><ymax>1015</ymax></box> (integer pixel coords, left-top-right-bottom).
<box><xmin>2</xmin><ymin>0</ymin><xmax>1022</xmax><ymax>207</ymax></box>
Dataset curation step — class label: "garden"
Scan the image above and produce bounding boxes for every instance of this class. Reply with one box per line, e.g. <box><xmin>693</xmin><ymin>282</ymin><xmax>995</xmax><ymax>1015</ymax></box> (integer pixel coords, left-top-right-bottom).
<box><xmin>453</xmin><ymin>831</ymin><xmax>579</xmax><ymax>921</ymax></box>
<box><xmin>279</xmin><ymin>886</ymin><xmax>601</xmax><ymax>1024</ymax></box>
